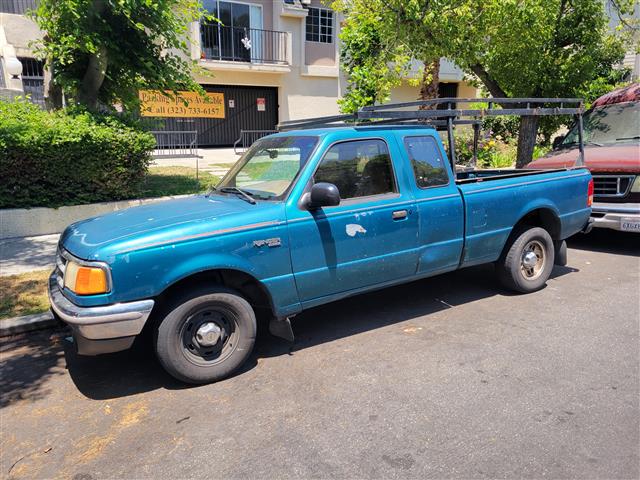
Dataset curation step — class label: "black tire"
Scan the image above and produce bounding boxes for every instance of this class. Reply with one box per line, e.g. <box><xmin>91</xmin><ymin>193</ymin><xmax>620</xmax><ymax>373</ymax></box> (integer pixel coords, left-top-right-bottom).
<box><xmin>155</xmin><ymin>286</ymin><xmax>256</xmax><ymax>384</ymax></box>
<box><xmin>496</xmin><ymin>226</ymin><xmax>555</xmax><ymax>293</ymax></box>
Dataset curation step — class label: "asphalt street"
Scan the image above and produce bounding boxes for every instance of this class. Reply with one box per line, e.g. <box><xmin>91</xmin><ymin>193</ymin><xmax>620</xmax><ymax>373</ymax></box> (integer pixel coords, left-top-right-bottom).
<box><xmin>1</xmin><ymin>229</ymin><xmax>638</xmax><ymax>479</ymax></box>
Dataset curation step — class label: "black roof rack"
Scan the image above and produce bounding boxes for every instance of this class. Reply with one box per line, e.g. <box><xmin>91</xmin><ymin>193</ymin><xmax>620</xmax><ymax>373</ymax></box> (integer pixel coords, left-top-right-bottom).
<box><xmin>277</xmin><ymin>97</ymin><xmax>586</xmax><ymax>168</ymax></box>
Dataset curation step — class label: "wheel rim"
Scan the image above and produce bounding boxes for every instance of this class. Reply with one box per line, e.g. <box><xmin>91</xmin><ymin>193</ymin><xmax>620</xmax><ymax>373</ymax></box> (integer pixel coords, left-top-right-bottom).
<box><xmin>520</xmin><ymin>239</ymin><xmax>546</xmax><ymax>280</ymax></box>
<box><xmin>180</xmin><ymin>305</ymin><xmax>239</xmax><ymax>366</ymax></box>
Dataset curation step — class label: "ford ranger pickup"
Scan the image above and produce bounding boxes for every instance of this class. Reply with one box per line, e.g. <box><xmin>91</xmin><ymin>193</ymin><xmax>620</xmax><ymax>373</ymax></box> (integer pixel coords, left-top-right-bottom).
<box><xmin>49</xmin><ymin>126</ymin><xmax>593</xmax><ymax>383</ymax></box>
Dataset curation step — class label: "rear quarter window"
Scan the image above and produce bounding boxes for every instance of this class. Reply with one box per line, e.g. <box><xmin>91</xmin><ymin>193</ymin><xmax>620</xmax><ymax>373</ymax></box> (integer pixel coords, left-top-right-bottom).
<box><xmin>404</xmin><ymin>136</ymin><xmax>449</xmax><ymax>188</ymax></box>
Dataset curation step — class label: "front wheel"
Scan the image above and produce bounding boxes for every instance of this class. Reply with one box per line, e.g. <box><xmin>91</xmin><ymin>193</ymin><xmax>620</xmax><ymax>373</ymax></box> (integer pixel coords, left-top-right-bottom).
<box><xmin>155</xmin><ymin>287</ymin><xmax>256</xmax><ymax>384</ymax></box>
<box><xmin>496</xmin><ymin>226</ymin><xmax>555</xmax><ymax>293</ymax></box>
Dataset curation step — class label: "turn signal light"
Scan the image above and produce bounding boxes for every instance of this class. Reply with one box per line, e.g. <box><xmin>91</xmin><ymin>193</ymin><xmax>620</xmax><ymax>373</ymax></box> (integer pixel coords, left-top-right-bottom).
<box><xmin>587</xmin><ymin>178</ymin><xmax>594</xmax><ymax>207</ymax></box>
<box><xmin>65</xmin><ymin>262</ymin><xmax>109</xmax><ymax>295</ymax></box>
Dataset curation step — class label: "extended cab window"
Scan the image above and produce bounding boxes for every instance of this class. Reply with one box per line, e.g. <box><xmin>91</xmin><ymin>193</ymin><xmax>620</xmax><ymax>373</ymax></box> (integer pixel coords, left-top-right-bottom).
<box><xmin>314</xmin><ymin>139</ymin><xmax>397</xmax><ymax>200</ymax></box>
<box><xmin>404</xmin><ymin>136</ymin><xmax>449</xmax><ymax>188</ymax></box>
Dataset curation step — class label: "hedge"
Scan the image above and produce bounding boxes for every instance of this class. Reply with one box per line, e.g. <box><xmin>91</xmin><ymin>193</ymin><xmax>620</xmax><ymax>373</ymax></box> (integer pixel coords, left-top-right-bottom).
<box><xmin>0</xmin><ymin>100</ymin><xmax>156</xmax><ymax>209</ymax></box>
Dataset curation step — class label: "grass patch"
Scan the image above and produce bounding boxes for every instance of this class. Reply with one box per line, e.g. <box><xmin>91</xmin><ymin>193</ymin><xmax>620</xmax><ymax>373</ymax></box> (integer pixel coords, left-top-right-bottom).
<box><xmin>0</xmin><ymin>270</ymin><xmax>51</xmax><ymax>319</ymax></box>
<box><xmin>141</xmin><ymin>167</ymin><xmax>221</xmax><ymax>197</ymax></box>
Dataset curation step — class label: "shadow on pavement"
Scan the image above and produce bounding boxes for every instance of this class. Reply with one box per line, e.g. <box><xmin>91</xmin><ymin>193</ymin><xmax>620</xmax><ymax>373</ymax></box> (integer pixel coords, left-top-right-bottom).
<box><xmin>65</xmin><ymin>263</ymin><xmax>578</xmax><ymax>400</ymax></box>
<box><xmin>1</xmin><ymin>262</ymin><xmax>580</xmax><ymax>403</ymax></box>
<box><xmin>567</xmin><ymin>229</ymin><xmax>639</xmax><ymax>257</ymax></box>
<box><xmin>0</xmin><ymin>234</ymin><xmax>59</xmax><ymax>276</ymax></box>
<box><xmin>0</xmin><ymin>330</ymin><xmax>67</xmax><ymax>408</ymax></box>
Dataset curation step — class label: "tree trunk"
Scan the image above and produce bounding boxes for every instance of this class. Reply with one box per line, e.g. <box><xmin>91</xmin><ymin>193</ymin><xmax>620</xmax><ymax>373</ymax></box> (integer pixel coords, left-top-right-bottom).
<box><xmin>76</xmin><ymin>0</ymin><xmax>108</xmax><ymax>110</ymax></box>
<box><xmin>516</xmin><ymin>115</ymin><xmax>539</xmax><ymax>168</ymax></box>
<box><xmin>77</xmin><ymin>45</ymin><xmax>108</xmax><ymax>111</ymax></box>
<box><xmin>469</xmin><ymin>64</ymin><xmax>508</xmax><ymax>99</ymax></box>
<box><xmin>418</xmin><ymin>58</ymin><xmax>440</xmax><ymax>108</ymax></box>
<box><xmin>45</xmin><ymin>65</ymin><xmax>63</xmax><ymax>110</ymax></box>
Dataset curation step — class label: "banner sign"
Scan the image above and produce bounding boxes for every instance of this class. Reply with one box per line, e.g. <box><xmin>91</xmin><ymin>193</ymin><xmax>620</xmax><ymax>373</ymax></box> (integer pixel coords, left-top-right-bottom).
<box><xmin>139</xmin><ymin>90</ymin><xmax>225</xmax><ymax>118</ymax></box>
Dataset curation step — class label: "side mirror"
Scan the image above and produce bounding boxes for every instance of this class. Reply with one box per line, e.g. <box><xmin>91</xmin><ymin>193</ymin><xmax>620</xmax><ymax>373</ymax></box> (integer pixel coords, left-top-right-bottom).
<box><xmin>307</xmin><ymin>182</ymin><xmax>340</xmax><ymax>209</ymax></box>
<box><xmin>552</xmin><ymin>136</ymin><xmax>564</xmax><ymax>150</ymax></box>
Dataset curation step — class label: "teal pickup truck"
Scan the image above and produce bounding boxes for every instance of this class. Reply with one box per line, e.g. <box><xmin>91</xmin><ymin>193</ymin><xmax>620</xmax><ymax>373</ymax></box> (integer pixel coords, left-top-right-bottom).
<box><xmin>50</xmin><ymin>125</ymin><xmax>593</xmax><ymax>383</ymax></box>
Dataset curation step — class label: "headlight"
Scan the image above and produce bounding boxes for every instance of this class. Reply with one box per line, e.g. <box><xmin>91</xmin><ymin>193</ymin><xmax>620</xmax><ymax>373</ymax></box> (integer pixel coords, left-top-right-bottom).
<box><xmin>631</xmin><ymin>176</ymin><xmax>640</xmax><ymax>193</ymax></box>
<box><xmin>64</xmin><ymin>261</ymin><xmax>110</xmax><ymax>295</ymax></box>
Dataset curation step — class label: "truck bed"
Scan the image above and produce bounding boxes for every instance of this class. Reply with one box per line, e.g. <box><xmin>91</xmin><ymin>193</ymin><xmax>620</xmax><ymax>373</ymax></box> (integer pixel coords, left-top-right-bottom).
<box><xmin>455</xmin><ymin>166</ymin><xmax>592</xmax><ymax>268</ymax></box>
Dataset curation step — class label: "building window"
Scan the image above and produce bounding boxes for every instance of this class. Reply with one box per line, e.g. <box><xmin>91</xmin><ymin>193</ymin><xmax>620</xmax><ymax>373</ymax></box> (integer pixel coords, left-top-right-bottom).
<box><xmin>18</xmin><ymin>57</ymin><xmax>45</xmax><ymax>108</ymax></box>
<box><xmin>305</xmin><ymin>7</ymin><xmax>333</xmax><ymax>44</ymax></box>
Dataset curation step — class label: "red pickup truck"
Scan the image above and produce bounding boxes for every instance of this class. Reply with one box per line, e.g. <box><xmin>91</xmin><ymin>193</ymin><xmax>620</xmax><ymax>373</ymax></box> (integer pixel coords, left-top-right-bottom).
<box><xmin>528</xmin><ymin>83</ymin><xmax>640</xmax><ymax>232</ymax></box>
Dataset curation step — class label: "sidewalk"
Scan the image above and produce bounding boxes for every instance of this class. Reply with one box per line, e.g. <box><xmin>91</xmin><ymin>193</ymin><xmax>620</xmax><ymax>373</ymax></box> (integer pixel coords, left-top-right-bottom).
<box><xmin>0</xmin><ymin>234</ymin><xmax>59</xmax><ymax>276</ymax></box>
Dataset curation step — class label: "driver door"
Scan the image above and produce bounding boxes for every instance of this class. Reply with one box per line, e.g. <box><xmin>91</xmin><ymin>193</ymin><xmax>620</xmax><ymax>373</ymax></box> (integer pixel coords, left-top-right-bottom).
<box><xmin>286</xmin><ymin>138</ymin><xmax>419</xmax><ymax>304</ymax></box>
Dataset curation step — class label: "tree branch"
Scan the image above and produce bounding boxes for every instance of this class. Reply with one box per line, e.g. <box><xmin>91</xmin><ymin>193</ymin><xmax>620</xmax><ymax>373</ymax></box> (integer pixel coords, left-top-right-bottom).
<box><xmin>469</xmin><ymin>63</ymin><xmax>507</xmax><ymax>98</ymax></box>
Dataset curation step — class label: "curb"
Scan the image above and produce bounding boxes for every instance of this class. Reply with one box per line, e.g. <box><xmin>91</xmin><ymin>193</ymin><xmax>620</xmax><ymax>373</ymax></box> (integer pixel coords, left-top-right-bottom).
<box><xmin>0</xmin><ymin>311</ymin><xmax>63</xmax><ymax>337</ymax></box>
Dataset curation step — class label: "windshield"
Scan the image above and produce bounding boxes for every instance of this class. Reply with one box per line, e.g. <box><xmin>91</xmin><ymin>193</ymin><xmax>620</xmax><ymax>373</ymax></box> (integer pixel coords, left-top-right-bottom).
<box><xmin>561</xmin><ymin>102</ymin><xmax>640</xmax><ymax>147</ymax></box>
<box><xmin>216</xmin><ymin>135</ymin><xmax>319</xmax><ymax>200</ymax></box>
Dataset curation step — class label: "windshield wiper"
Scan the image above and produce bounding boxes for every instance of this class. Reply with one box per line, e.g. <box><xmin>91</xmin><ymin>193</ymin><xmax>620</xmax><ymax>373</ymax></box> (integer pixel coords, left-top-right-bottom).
<box><xmin>616</xmin><ymin>136</ymin><xmax>640</xmax><ymax>141</ymax></box>
<box><xmin>219</xmin><ymin>187</ymin><xmax>257</xmax><ymax>205</ymax></box>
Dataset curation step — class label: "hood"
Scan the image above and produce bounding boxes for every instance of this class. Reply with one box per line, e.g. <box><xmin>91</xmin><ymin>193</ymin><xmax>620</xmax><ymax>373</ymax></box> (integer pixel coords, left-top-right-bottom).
<box><xmin>527</xmin><ymin>145</ymin><xmax>640</xmax><ymax>173</ymax></box>
<box><xmin>60</xmin><ymin>194</ymin><xmax>284</xmax><ymax>260</ymax></box>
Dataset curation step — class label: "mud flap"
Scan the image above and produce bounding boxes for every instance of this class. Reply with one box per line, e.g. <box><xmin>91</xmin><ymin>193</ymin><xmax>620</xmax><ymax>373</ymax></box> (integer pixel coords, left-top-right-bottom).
<box><xmin>269</xmin><ymin>317</ymin><xmax>295</xmax><ymax>342</ymax></box>
<box><xmin>554</xmin><ymin>240</ymin><xmax>567</xmax><ymax>266</ymax></box>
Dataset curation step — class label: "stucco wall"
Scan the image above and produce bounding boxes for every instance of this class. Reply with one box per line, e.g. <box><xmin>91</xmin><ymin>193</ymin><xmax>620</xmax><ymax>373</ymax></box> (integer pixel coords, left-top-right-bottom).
<box><xmin>0</xmin><ymin>13</ymin><xmax>42</xmax><ymax>57</ymax></box>
<box><xmin>390</xmin><ymin>80</ymin><xmax>479</xmax><ymax>103</ymax></box>
<box><xmin>305</xmin><ymin>41</ymin><xmax>335</xmax><ymax>66</ymax></box>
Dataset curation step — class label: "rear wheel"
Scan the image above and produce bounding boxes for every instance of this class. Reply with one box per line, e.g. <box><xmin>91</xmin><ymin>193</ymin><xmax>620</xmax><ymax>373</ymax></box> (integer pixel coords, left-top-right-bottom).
<box><xmin>496</xmin><ymin>226</ymin><xmax>555</xmax><ymax>293</ymax></box>
<box><xmin>155</xmin><ymin>287</ymin><xmax>256</xmax><ymax>384</ymax></box>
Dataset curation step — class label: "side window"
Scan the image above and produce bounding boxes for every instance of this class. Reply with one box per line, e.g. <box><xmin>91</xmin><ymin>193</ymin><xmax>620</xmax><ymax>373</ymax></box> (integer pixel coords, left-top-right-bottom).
<box><xmin>404</xmin><ymin>136</ymin><xmax>449</xmax><ymax>188</ymax></box>
<box><xmin>314</xmin><ymin>139</ymin><xmax>397</xmax><ymax>200</ymax></box>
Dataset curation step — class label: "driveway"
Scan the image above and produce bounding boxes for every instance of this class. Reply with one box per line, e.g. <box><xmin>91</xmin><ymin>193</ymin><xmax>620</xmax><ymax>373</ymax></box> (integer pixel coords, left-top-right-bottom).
<box><xmin>1</xmin><ymin>231</ymin><xmax>638</xmax><ymax>479</ymax></box>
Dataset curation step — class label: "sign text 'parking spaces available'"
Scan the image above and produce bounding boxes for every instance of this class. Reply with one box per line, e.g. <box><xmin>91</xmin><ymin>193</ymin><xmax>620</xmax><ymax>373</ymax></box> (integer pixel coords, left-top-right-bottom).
<box><xmin>139</xmin><ymin>90</ymin><xmax>225</xmax><ymax>118</ymax></box>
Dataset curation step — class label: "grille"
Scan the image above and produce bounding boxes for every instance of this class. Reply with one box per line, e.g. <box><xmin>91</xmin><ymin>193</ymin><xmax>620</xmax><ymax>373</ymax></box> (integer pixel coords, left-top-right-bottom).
<box><xmin>54</xmin><ymin>248</ymin><xmax>67</xmax><ymax>289</ymax></box>
<box><xmin>592</xmin><ymin>175</ymin><xmax>635</xmax><ymax>198</ymax></box>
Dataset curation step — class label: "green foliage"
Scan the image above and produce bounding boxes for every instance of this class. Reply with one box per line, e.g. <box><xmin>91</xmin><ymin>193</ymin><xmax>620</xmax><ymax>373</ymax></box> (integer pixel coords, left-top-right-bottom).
<box><xmin>0</xmin><ymin>100</ymin><xmax>156</xmax><ymax>208</ymax></box>
<box><xmin>143</xmin><ymin>167</ymin><xmax>220</xmax><ymax>197</ymax></box>
<box><xmin>33</xmin><ymin>0</ymin><xmax>209</xmax><ymax>111</ymax></box>
<box><xmin>333</xmin><ymin>0</ymin><xmax>631</xmax><ymax>164</ymax></box>
<box><xmin>451</xmin><ymin>130</ymin><xmax>516</xmax><ymax>169</ymax></box>
<box><xmin>336</xmin><ymin>12</ymin><xmax>405</xmax><ymax>113</ymax></box>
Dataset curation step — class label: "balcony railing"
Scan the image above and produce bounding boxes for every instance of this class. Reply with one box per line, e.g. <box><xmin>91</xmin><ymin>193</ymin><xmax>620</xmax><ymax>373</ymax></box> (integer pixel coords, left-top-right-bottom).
<box><xmin>0</xmin><ymin>0</ymin><xmax>39</xmax><ymax>14</ymax></box>
<box><xmin>200</xmin><ymin>24</ymin><xmax>288</xmax><ymax>65</ymax></box>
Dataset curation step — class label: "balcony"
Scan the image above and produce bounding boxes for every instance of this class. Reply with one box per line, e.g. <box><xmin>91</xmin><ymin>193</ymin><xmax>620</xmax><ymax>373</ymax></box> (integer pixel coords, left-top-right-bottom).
<box><xmin>200</xmin><ymin>24</ymin><xmax>289</xmax><ymax>68</ymax></box>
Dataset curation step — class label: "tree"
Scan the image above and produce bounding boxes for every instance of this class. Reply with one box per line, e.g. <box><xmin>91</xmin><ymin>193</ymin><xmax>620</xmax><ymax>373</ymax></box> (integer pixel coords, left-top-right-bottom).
<box><xmin>34</xmin><ymin>0</ymin><xmax>209</xmax><ymax>112</ymax></box>
<box><xmin>334</xmin><ymin>0</ymin><xmax>629</xmax><ymax>166</ymax></box>
<box><xmin>336</xmin><ymin>9</ymin><xmax>404</xmax><ymax>113</ymax></box>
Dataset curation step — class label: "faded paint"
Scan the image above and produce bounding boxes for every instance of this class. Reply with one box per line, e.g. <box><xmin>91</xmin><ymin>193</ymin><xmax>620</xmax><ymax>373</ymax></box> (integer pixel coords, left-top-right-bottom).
<box><xmin>346</xmin><ymin>224</ymin><xmax>367</xmax><ymax>237</ymax></box>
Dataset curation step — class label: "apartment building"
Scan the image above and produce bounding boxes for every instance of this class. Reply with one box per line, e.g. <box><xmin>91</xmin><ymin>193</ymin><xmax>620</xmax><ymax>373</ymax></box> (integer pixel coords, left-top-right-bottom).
<box><xmin>0</xmin><ymin>0</ymin><xmax>477</xmax><ymax>147</ymax></box>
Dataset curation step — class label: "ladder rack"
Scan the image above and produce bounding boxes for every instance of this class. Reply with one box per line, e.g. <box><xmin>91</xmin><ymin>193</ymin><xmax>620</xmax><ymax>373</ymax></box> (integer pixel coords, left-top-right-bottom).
<box><xmin>277</xmin><ymin>98</ymin><xmax>586</xmax><ymax>168</ymax></box>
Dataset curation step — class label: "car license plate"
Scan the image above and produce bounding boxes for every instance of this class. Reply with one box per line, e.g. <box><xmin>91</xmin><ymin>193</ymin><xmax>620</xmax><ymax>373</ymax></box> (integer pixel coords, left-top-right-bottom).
<box><xmin>621</xmin><ymin>217</ymin><xmax>640</xmax><ymax>232</ymax></box>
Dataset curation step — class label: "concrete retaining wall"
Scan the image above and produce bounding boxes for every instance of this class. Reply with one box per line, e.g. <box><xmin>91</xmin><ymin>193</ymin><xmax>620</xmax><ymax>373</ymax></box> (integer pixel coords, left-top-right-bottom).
<box><xmin>0</xmin><ymin>195</ymin><xmax>189</xmax><ymax>239</ymax></box>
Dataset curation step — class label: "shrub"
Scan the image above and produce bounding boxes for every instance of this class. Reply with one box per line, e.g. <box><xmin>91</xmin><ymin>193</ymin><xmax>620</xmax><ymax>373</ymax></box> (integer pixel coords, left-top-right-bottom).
<box><xmin>444</xmin><ymin>128</ymin><xmax>516</xmax><ymax>169</ymax></box>
<box><xmin>0</xmin><ymin>100</ymin><xmax>156</xmax><ymax>209</ymax></box>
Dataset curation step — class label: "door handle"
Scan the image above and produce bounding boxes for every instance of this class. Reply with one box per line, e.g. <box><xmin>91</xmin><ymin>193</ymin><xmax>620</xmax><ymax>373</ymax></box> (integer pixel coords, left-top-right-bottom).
<box><xmin>392</xmin><ymin>210</ymin><xmax>408</xmax><ymax>220</ymax></box>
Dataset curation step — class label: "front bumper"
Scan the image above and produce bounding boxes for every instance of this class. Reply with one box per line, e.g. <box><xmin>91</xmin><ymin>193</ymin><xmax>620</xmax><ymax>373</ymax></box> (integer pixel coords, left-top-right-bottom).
<box><xmin>48</xmin><ymin>275</ymin><xmax>154</xmax><ymax>355</ymax></box>
<box><xmin>591</xmin><ymin>202</ymin><xmax>640</xmax><ymax>232</ymax></box>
